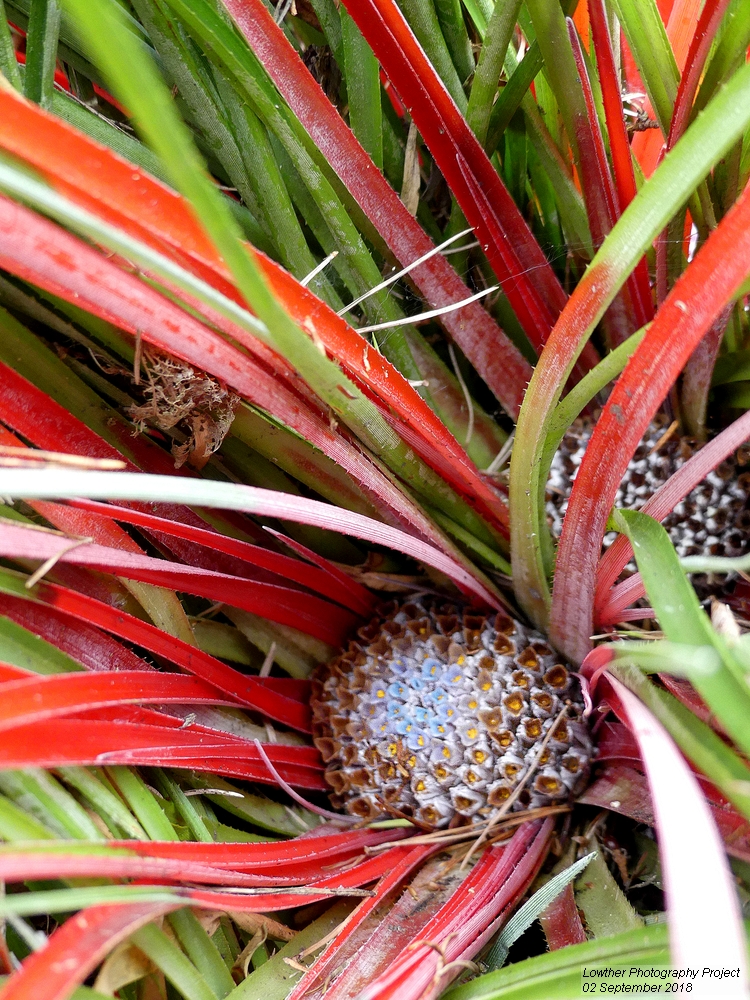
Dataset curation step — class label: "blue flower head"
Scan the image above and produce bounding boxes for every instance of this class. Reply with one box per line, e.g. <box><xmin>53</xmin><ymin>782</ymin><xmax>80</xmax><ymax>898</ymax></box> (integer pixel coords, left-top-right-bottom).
<box><xmin>386</xmin><ymin>700</ymin><xmax>404</xmax><ymax>719</ymax></box>
<box><xmin>421</xmin><ymin>657</ymin><xmax>445</xmax><ymax>680</ymax></box>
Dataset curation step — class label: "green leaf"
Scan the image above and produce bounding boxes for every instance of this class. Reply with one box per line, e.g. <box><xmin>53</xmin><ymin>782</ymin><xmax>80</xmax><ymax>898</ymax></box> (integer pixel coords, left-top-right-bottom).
<box><xmin>0</xmin><ymin>769</ymin><xmax>102</xmax><ymax>840</ymax></box>
<box><xmin>105</xmin><ymin>766</ymin><xmax>179</xmax><ymax>842</ymax></box>
<box><xmin>0</xmin><ymin>611</ymin><xmax>82</xmax><ymax>675</ymax></box>
<box><xmin>545</xmin><ymin>327</ymin><xmax>648</xmax><ymax>463</ymax></box>
<box><xmin>397</xmin><ymin>0</ymin><xmax>467</xmax><ymax>111</ymax></box>
<box><xmin>0</xmin><ymin>794</ymin><xmax>56</xmax><ymax>840</ymax></box>
<box><xmin>611</xmin><ymin>0</ymin><xmax>678</xmax><ymax>133</ymax></box>
<box><xmin>152</xmin><ymin>770</ymin><xmax>214</xmax><ymax>844</ymax></box>
<box><xmin>23</xmin><ymin>0</ymin><xmax>62</xmax><ymax>107</ymax></box>
<box><xmin>485</xmin><ymin>852</ymin><xmax>596</xmax><ymax>970</ymax></box>
<box><xmin>227</xmin><ymin>901</ymin><xmax>355</xmax><ymax>1000</ymax></box>
<box><xmin>466</xmin><ymin>0</ymin><xmax>522</xmax><ymax>146</ymax></box>
<box><xmin>340</xmin><ymin>7</ymin><xmax>382</xmax><ymax>169</ymax></box>
<box><xmin>608</xmin><ymin>659</ymin><xmax>750</xmax><ymax>823</ymax></box>
<box><xmin>131</xmin><ymin>0</ymin><xmax>320</xmax><ymax>287</ymax></box>
<box><xmin>573</xmin><ymin>849</ymin><xmax>643</xmax><ymax>938</ymax></box>
<box><xmin>132</xmin><ymin>920</ymin><xmax>220</xmax><ymax>1000</ymax></box>
<box><xmin>535</xmin><ymin>325</ymin><xmax>647</xmax><ymax>574</ymax></box>
<box><xmin>174</xmin><ymin>771</ymin><xmax>310</xmax><ymax>836</ymax></box>
<box><xmin>611</xmin><ymin>508</ymin><xmax>750</xmax><ymax>759</ymax></box>
<box><xmin>680</xmin><ymin>551</ymin><xmax>750</xmax><ymax>573</ymax></box>
<box><xmin>168</xmin><ymin>909</ymin><xmax>236</xmax><ymax>999</ymax></box>
<box><xmin>510</xmin><ymin>56</ymin><xmax>750</xmax><ymax>629</ymax></box>
<box><xmin>695</xmin><ymin>0</ymin><xmax>750</xmax><ymax>117</ymax></box>
<box><xmin>524</xmin><ymin>0</ymin><xmax>590</xmax><ymax>172</ymax></box>
<box><xmin>58</xmin><ymin>767</ymin><xmax>148</xmax><ymax>841</ymax></box>
<box><xmin>434</xmin><ymin>0</ymin><xmax>474</xmax><ymax>85</ymax></box>
<box><xmin>225</xmin><ymin>606</ymin><xmax>329</xmax><ymax>681</ymax></box>
<box><xmin>443</xmin><ymin>923</ymin><xmax>669</xmax><ymax>1000</ymax></box>
<box><xmin>713</xmin><ymin>350</ymin><xmax>750</xmax><ymax>384</ymax></box>
<box><xmin>0</xmin><ymin>884</ymin><xmax>181</xmax><ymax>916</ymax></box>
<box><xmin>0</xmin><ymin>0</ymin><xmax>22</xmax><ymax>88</ymax></box>
<box><xmin>159</xmin><ymin>0</ymin><xmax>414</xmax><ymax>332</ymax></box>
<box><xmin>486</xmin><ymin>43</ymin><xmax>542</xmax><ymax>155</ymax></box>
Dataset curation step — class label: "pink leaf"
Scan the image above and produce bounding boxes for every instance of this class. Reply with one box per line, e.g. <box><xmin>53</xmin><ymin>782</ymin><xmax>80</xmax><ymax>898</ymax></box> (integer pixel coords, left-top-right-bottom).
<box><xmin>594</xmin><ymin>408</ymin><xmax>750</xmax><ymax>624</ymax></box>
<box><xmin>597</xmin><ymin>672</ymin><xmax>747</xmax><ymax>978</ymax></box>
<box><xmin>64</xmin><ymin>497</ymin><xmax>375</xmax><ymax>616</ymax></box>
<box><xmin>3</xmin><ymin>467</ymin><xmax>501</xmax><ymax>607</ymax></box>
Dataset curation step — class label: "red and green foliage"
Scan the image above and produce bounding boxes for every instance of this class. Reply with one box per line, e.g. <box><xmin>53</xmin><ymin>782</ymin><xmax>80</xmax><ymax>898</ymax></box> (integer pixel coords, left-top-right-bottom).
<box><xmin>0</xmin><ymin>0</ymin><xmax>749</xmax><ymax>996</ymax></box>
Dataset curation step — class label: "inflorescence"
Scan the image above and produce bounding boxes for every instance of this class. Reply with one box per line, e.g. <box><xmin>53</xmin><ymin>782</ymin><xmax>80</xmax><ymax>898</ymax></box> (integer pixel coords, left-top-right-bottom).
<box><xmin>312</xmin><ymin>600</ymin><xmax>592</xmax><ymax>829</ymax></box>
<box><xmin>546</xmin><ymin>415</ymin><xmax>750</xmax><ymax>578</ymax></box>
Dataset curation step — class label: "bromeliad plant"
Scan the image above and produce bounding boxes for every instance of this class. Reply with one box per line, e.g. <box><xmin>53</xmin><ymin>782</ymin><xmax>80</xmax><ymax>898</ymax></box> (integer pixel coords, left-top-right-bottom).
<box><xmin>0</xmin><ymin>0</ymin><xmax>749</xmax><ymax>996</ymax></box>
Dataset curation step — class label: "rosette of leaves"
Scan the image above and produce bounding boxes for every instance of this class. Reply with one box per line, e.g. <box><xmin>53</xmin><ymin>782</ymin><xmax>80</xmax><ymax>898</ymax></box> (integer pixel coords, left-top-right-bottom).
<box><xmin>0</xmin><ymin>0</ymin><xmax>748</xmax><ymax>998</ymax></box>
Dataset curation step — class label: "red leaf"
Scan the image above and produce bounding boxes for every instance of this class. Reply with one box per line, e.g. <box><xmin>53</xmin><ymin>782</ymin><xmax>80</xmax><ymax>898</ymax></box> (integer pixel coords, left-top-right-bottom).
<box><xmin>0</xmin><ymin>377</ymin><xmax>372</xmax><ymax>610</ymax></box>
<box><xmin>258</xmin><ymin>260</ymin><xmax>511</xmax><ymax>535</ymax></box>
<box><xmin>0</xmin><ymin>89</ymin><xmax>516</xmax><ymax>527</ymax></box>
<box><xmin>0</xmin><ymin>851</ymin><xmax>306</xmax><ymax>888</ymax></box>
<box><xmin>567</xmin><ymin>19</ymin><xmax>649</xmax><ymax>342</ymax></box>
<box><xmin>631</xmin><ymin>0</ymin><xmax>703</xmax><ymax>176</ymax></box>
<box><xmin>336</xmin><ymin>0</ymin><xmax>570</xmax><ymax>355</ymax></box>
<box><xmin>0</xmin><ymin>835</ymin><xmax>414</xmax><ymax>887</ymax></box>
<box><xmin>0</xmin><ymin>671</ymin><xmax>239</xmax><ymax>732</ymax></box>
<box><xmin>538</xmin><ymin>884</ymin><xmax>587</xmax><ymax>950</ymax></box>
<box><xmin>182</xmin><ymin>843</ymin><xmax>423</xmax><ymax>911</ymax></box>
<box><xmin>0</xmin><ymin>520</ymin><xmax>355</xmax><ymax>647</ymax></box>
<box><xmin>106</xmin><ymin>827</ymin><xmax>408</xmax><ymax>870</ymax></box>
<box><xmin>0</xmin><ymin>198</ymin><xmax>456</xmax><ymax>544</ymax></box>
<box><xmin>0</xmin><ymin>718</ymin><xmax>325</xmax><ymax>789</ymax></box>
<box><xmin>668</xmin><ymin>0</ymin><xmax>733</xmax><ymax>151</ymax></box>
<box><xmin>655</xmin><ymin>0</ymin><xmax>733</xmax><ymax>301</ymax></box>
<box><xmin>302</xmin><ymin>853</ymin><xmax>472</xmax><ymax>1000</ymax></box>
<box><xmin>589</xmin><ymin>2</ymin><xmax>638</xmax><ymax>211</ymax></box>
<box><xmin>680</xmin><ymin>309</ymin><xmax>730</xmax><ymax>439</ymax></box>
<box><xmin>0</xmin><ymin>902</ymin><xmax>179</xmax><ymax>1000</ymax></box>
<box><xmin>0</xmin><ymin>581</ymin><xmax>310</xmax><ymax>727</ymax></box>
<box><xmin>594</xmin><ymin>721</ymin><xmax>643</xmax><ymax>763</ymax></box>
<box><xmin>567</xmin><ymin>22</ymin><xmax>620</xmax><ymax>245</ymax></box>
<box><xmin>64</xmin><ymin>497</ymin><xmax>375</xmax><ymax>616</ymax></box>
<box><xmin>288</xmin><ymin>842</ymin><xmax>439</xmax><ymax>999</ymax></box>
<box><xmin>1</xmin><ymin>591</ymin><xmax>154</xmax><ymax>674</ymax></box>
<box><xmin>588</xmin><ymin>0</ymin><xmax>653</xmax><ymax>328</ymax></box>
<box><xmin>657</xmin><ymin>675</ymin><xmax>726</xmax><ymax>734</ymax></box>
<box><xmin>220</xmin><ymin>0</ymin><xmax>534</xmax><ymax>416</ymax></box>
<box><xmin>0</xmin><ymin>364</ymin><xmax>330</xmax><ymax>600</ymax></box>
<box><xmin>356</xmin><ymin>820</ymin><xmax>553</xmax><ymax>1000</ymax></box>
<box><xmin>551</xmin><ymin>182</ymin><xmax>750</xmax><ymax>662</ymax></box>
<box><xmin>578</xmin><ymin>762</ymin><xmax>657</xmax><ymax>825</ymax></box>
